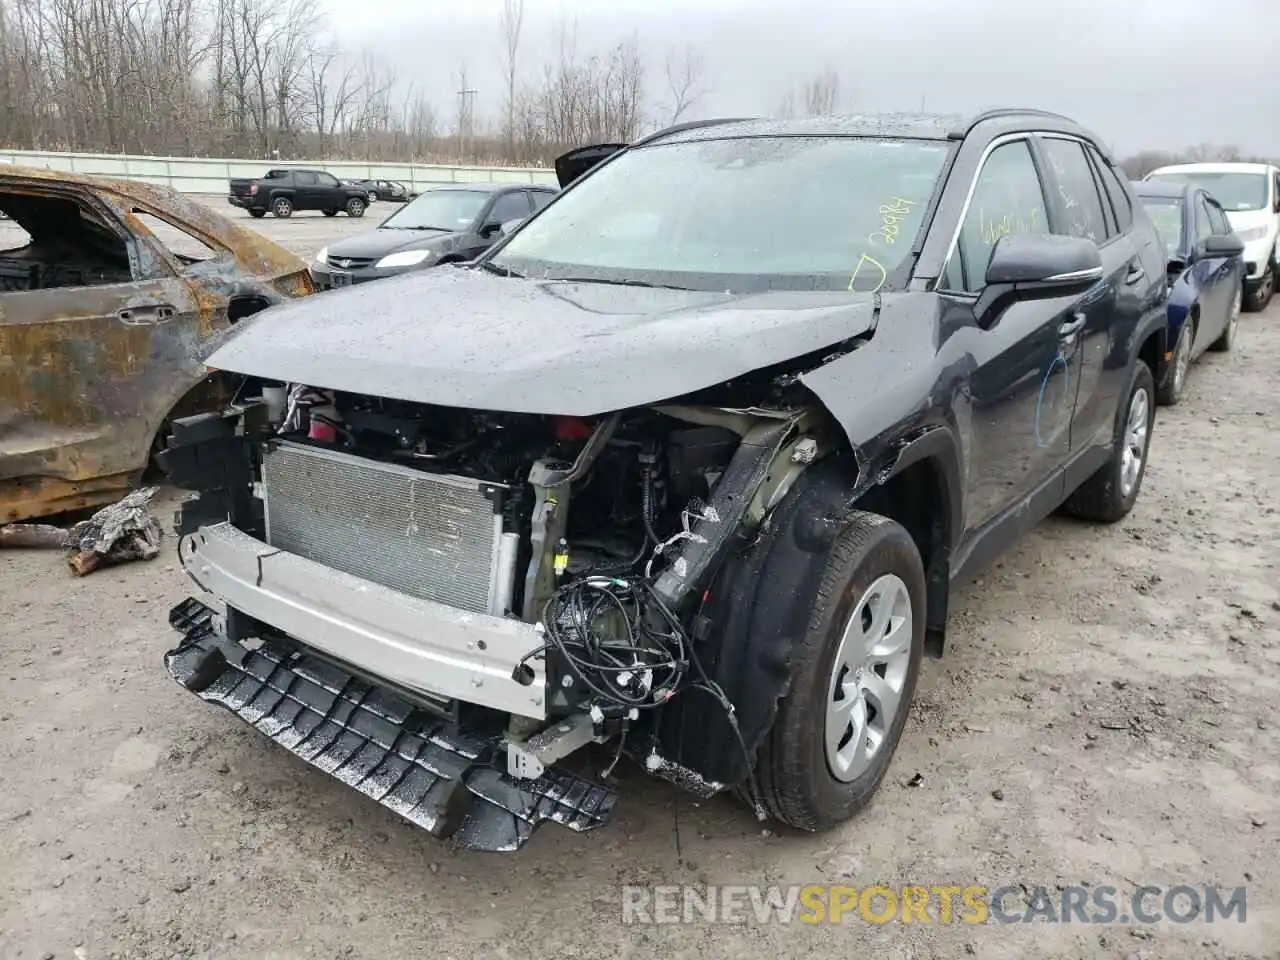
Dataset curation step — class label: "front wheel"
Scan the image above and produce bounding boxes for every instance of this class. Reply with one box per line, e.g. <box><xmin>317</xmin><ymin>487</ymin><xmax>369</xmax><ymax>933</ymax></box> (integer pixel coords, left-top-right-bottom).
<box><xmin>271</xmin><ymin>197</ymin><xmax>293</xmax><ymax>218</ymax></box>
<box><xmin>1244</xmin><ymin>260</ymin><xmax>1273</xmax><ymax>312</ymax></box>
<box><xmin>753</xmin><ymin>511</ymin><xmax>925</xmax><ymax>831</ymax></box>
<box><xmin>1156</xmin><ymin>318</ymin><xmax>1193</xmax><ymax>405</ymax></box>
<box><xmin>1210</xmin><ymin>282</ymin><xmax>1242</xmax><ymax>352</ymax></box>
<box><xmin>346</xmin><ymin>197</ymin><xmax>366</xmax><ymax>218</ymax></box>
<box><xmin>1062</xmin><ymin>361</ymin><xmax>1155</xmax><ymax>523</ymax></box>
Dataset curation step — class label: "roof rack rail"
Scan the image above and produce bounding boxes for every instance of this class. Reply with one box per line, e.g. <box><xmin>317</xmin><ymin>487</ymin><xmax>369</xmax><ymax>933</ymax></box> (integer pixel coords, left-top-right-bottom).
<box><xmin>947</xmin><ymin>107</ymin><xmax>1075</xmax><ymax>140</ymax></box>
<box><xmin>632</xmin><ymin>117</ymin><xmax>760</xmax><ymax>148</ymax></box>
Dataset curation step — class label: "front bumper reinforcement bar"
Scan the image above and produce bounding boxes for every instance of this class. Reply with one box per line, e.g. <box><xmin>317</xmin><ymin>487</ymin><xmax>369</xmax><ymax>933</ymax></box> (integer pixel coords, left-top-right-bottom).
<box><xmin>164</xmin><ymin>598</ymin><xmax>616</xmax><ymax>852</ymax></box>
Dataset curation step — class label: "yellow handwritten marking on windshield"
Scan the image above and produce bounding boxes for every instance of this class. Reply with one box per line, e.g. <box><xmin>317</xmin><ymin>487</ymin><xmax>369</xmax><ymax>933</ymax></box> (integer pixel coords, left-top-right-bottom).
<box><xmin>868</xmin><ymin>197</ymin><xmax>918</xmax><ymax>247</ymax></box>
<box><xmin>848</xmin><ymin>253</ymin><xmax>887</xmax><ymax>293</ymax></box>
<box><xmin>980</xmin><ymin>205</ymin><xmax>1043</xmax><ymax>245</ymax></box>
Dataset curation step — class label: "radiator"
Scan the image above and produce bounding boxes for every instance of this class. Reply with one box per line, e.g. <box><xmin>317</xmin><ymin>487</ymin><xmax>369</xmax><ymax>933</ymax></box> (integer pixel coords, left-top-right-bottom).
<box><xmin>260</xmin><ymin>442</ymin><xmax>510</xmax><ymax>615</ymax></box>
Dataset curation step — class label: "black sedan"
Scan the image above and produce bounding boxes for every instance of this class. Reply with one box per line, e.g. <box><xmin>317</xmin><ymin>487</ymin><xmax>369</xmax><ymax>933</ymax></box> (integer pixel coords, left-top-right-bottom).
<box><xmin>310</xmin><ymin>183</ymin><xmax>557</xmax><ymax>289</ymax></box>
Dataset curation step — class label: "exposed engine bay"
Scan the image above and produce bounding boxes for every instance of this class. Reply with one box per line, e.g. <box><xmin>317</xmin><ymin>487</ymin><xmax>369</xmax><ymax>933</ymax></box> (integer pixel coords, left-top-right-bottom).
<box><xmin>161</xmin><ymin>374</ymin><xmax>834</xmax><ymax>850</ymax></box>
<box><xmin>262</xmin><ymin>383</ymin><xmax>810</xmax><ymax>718</ymax></box>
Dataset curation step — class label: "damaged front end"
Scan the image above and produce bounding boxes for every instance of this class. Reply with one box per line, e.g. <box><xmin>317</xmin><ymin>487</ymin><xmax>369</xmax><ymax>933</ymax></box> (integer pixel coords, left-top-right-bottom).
<box><xmin>159</xmin><ymin>369</ymin><xmax>848</xmax><ymax>851</ymax></box>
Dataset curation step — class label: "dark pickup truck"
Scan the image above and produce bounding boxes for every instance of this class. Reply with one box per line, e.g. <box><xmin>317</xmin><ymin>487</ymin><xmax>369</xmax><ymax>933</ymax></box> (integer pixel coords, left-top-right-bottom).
<box><xmin>228</xmin><ymin>169</ymin><xmax>369</xmax><ymax>219</ymax></box>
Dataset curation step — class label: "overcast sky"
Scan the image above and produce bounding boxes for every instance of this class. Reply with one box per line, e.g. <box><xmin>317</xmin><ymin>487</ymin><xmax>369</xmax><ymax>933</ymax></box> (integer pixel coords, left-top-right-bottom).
<box><xmin>330</xmin><ymin>0</ymin><xmax>1279</xmax><ymax>157</ymax></box>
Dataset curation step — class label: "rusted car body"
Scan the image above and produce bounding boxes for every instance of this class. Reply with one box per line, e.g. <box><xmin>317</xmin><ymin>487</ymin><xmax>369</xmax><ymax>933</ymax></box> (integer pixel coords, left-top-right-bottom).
<box><xmin>0</xmin><ymin>166</ymin><xmax>313</xmax><ymax>523</ymax></box>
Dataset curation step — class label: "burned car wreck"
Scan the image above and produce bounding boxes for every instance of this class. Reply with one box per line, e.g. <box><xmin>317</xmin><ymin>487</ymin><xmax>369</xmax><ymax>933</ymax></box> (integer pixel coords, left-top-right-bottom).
<box><xmin>0</xmin><ymin>167</ymin><xmax>313</xmax><ymax>523</ymax></box>
<box><xmin>161</xmin><ymin>111</ymin><xmax>1169</xmax><ymax>851</ymax></box>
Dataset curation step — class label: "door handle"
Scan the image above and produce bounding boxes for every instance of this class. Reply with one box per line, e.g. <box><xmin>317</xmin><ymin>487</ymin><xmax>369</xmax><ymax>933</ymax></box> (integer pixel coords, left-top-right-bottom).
<box><xmin>1124</xmin><ymin>262</ymin><xmax>1146</xmax><ymax>285</ymax></box>
<box><xmin>117</xmin><ymin>303</ymin><xmax>176</xmax><ymax>325</ymax></box>
<box><xmin>1058</xmin><ymin>312</ymin><xmax>1086</xmax><ymax>338</ymax></box>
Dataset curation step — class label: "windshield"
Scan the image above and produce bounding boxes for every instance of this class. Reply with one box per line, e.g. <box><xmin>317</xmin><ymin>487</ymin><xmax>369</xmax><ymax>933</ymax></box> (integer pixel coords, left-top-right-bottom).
<box><xmin>490</xmin><ymin>136</ymin><xmax>952</xmax><ymax>293</ymax></box>
<box><xmin>383</xmin><ymin>190</ymin><xmax>489</xmax><ymax>230</ymax></box>
<box><xmin>1147</xmin><ymin>171</ymin><xmax>1268</xmax><ymax>212</ymax></box>
<box><xmin>1140</xmin><ymin>198</ymin><xmax>1184</xmax><ymax>254</ymax></box>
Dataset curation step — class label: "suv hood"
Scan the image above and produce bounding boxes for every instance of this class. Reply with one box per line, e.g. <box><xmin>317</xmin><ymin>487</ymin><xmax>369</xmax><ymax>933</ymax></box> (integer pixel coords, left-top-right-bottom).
<box><xmin>328</xmin><ymin>227</ymin><xmax>452</xmax><ymax>259</ymax></box>
<box><xmin>205</xmin><ymin>267</ymin><xmax>880</xmax><ymax>415</ymax></box>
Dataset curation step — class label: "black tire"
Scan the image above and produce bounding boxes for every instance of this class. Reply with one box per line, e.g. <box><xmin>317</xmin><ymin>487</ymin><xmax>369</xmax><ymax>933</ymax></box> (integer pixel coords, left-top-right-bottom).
<box><xmin>346</xmin><ymin>197</ymin><xmax>366</xmax><ymax>218</ymax></box>
<box><xmin>1210</xmin><ymin>281</ymin><xmax>1242</xmax><ymax>352</ymax></box>
<box><xmin>1156</xmin><ymin>316</ymin><xmax>1192</xmax><ymax>406</ymax></box>
<box><xmin>753</xmin><ymin>510</ymin><xmax>925</xmax><ymax>831</ymax></box>
<box><xmin>271</xmin><ymin>196</ymin><xmax>293</xmax><ymax>219</ymax></box>
<box><xmin>1061</xmin><ymin>360</ymin><xmax>1155</xmax><ymax>523</ymax></box>
<box><xmin>1244</xmin><ymin>258</ymin><xmax>1273</xmax><ymax>312</ymax></box>
<box><xmin>248</xmin><ymin>209</ymin><xmax>266</xmax><ymax>219</ymax></box>
<box><xmin>322</xmin><ymin>209</ymin><xmax>338</xmax><ymax>217</ymax></box>
<box><xmin>367</xmin><ymin>191</ymin><xmax>378</xmax><ymax>202</ymax></box>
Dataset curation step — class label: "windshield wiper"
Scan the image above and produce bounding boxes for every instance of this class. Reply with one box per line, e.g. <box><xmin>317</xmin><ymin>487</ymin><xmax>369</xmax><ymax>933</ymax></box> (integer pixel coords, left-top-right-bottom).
<box><xmin>552</xmin><ymin>276</ymin><xmax>692</xmax><ymax>291</ymax></box>
<box><xmin>475</xmin><ymin>260</ymin><xmax>524</xmax><ymax>278</ymax></box>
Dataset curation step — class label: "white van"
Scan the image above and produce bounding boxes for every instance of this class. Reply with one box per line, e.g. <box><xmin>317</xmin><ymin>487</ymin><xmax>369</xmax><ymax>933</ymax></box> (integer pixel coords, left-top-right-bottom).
<box><xmin>1144</xmin><ymin>161</ymin><xmax>1280</xmax><ymax>311</ymax></box>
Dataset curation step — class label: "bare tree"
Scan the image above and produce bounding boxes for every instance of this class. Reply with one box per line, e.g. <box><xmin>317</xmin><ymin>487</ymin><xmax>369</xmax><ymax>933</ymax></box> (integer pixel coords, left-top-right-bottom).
<box><xmin>802</xmin><ymin>67</ymin><xmax>841</xmax><ymax>116</ymax></box>
<box><xmin>498</xmin><ymin>0</ymin><xmax>523</xmax><ymax>160</ymax></box>
<box><xmin>663</xmin><ymin>43</ymin><xmax>708</xmax><ymax>125</ymax></box>
<box><xmin>0</xmin><ymin>2</ymin><xmax>677</xmax><ymax>165</ymax></box>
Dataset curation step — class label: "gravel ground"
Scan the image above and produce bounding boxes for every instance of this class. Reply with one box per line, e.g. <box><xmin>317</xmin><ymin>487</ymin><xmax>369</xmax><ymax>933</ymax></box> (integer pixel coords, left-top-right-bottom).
<box><xmin>0</xmin><ymin>199</ymin><xmax>1277</xmax><ymax>958</ymax></box>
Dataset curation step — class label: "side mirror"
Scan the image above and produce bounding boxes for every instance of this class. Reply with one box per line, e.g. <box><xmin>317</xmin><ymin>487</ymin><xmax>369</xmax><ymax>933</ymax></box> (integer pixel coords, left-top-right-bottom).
<box><xmin>975</xmin><ymin>233</ymin><xmax>1103</xmax><ymax>327</ymax></box>
<box><xmin>1202</xmin><ymin>233</ymin><xmax>1245</xmax><ymax>258</ymax></box>
<box><xmin>499</xmin><ymin>218</ymin><xmax>525</xmax><ymax>237</ymax></box>
<box><xmin>479</xmin><ymin>221</ymin><xmax>503</xmax><ymax>239</ymax></box>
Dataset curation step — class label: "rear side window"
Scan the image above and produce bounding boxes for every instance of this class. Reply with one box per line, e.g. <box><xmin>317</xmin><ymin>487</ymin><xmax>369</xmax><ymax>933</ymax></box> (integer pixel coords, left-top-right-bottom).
<box><xmin>1039</xmin><ymin>137</ymin><xmax>1108</xmax><ymax>244</ymax></box>
<box><xmin>530</xmin><ymin>191</ymin><xmax>555</xmax><ymax>212</ymax></box>
<box><xmin>294</xmin><ymin>171</ymin><xmax>317</xmax><ymax>186</ymax></box>
<box><xmin>1089</xmin><ymin>148</ymin><xmax>1133</xmax><ymax>231</ymax></box>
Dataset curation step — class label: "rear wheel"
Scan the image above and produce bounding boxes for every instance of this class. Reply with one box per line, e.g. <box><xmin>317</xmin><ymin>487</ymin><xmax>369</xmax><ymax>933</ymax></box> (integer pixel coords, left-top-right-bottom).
<box><xmin>1245</xmin><ymin>258</ymin><xmax>1273</xmax><ymax>312</ymax></box>
<box><xmin>272</xmin><ymin>197</ymin><xmax>293</xmax><ymax>218</ymax></box>
<box><xmin>1062</xmin><ymin>361</ymin><xmax>1155</xmax><ymax>523</ymax></box>
<box><xmin>248</xmin><ymin>209</ymin><xmax>266</xmax><ymax>219</ymax></box>
<box><xmin>346</xmin><ymin>197</ymin><xmax>366</xmax><ymax>218</ymax></box>
<box><xmin>753</xmin><ymin>511</ymin><xmax>925</xmax><ymax>831</ymax></box>
<box><xmin>1210</xmin><ymin>282</ymin><xmax>1242</xmax><ymax>352</ymax></box>
<box><xmin>1156</xmin><ymin>317</ymin><xmax>1193</xmax><ymax>405</ymax></box>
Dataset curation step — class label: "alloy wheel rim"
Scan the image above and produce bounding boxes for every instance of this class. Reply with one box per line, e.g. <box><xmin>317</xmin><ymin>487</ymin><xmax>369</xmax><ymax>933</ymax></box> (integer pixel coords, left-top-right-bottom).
<box><xmin>1119</xmin><ymin>387</ymin><xmax>1150</xmax><ymax>499</ymax></box>
<box><xmin>825</xmin><ymin>573</ymin><xmax>913</xmax><ymax>783</ymax></box>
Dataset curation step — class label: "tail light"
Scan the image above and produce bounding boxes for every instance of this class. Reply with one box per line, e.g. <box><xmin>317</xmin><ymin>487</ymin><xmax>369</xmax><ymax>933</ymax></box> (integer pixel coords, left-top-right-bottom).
<box><xmin>249</xmin><ymin>184</ymin><xmax>258</xmax><ymax>196</ymax></box>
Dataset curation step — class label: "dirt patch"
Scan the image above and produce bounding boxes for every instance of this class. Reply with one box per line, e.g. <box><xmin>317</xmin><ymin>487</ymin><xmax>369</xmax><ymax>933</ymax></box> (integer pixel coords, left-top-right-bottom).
<box><xmin>1</xmin><ymin>308</ymin><xmax>1277</xmax><ymax>959</ymax></box>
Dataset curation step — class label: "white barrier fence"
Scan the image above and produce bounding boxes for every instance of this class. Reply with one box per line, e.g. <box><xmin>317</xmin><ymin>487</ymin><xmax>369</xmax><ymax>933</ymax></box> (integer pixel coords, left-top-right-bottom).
<box><xmin>0</xmin><ymin>149</ymin><xmax>559</xmax><ymax>194</ymax></box>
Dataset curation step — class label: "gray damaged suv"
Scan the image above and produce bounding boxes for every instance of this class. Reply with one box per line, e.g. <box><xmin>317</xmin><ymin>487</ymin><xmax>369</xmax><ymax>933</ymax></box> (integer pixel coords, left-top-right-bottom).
<box><xmin>159</xmin><ymin>110</ymin><xmax>1168</xmax><ymax>852</ymax></box>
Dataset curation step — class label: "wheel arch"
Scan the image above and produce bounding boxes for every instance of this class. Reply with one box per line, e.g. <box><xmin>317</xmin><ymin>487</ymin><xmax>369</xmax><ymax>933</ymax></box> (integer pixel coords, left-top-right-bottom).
<box><xmin>853</xmin><ymin>428</ymin><xmax>960</xmax><ymax>658</ymax></box>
